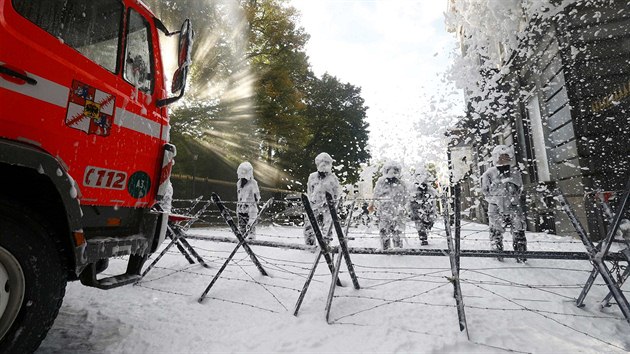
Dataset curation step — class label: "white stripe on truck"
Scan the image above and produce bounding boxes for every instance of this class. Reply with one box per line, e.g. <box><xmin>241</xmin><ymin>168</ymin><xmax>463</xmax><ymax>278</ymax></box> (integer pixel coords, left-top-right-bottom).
<box><xmin>1</xmin><ymin>67</ymin><xmax>163</xmax><ymax>140</ymax></box>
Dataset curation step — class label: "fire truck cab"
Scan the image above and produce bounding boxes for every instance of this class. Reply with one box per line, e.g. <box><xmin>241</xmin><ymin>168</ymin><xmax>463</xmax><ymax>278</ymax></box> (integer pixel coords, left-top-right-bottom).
<box><xmin>0</xmin><ymin>0</ymin><xmax>192</xmax><ymax>351</ymax></box>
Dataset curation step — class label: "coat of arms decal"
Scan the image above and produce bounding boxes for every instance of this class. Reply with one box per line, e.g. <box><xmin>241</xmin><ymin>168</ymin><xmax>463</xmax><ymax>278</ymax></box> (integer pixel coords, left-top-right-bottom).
<box><xmin>65</xmin><ymin>80</ymin><xmax>116</xmax><ymax>136</ymax></box>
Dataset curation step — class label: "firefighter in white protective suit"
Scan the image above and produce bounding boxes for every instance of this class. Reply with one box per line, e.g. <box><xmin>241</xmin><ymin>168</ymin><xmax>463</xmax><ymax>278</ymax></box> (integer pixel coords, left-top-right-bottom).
<box><xmin>304</xmin><ymin>152</ymin><xmax>341</xmax><ymax>245</ymax></box>
<box><xmin>236</xmin><ymin>161</ymin><xmax>260</xmax><ymax>240</ymax></box>
<box><xmin>481</xmin><ymin>145</ymin><xmax>527</xmax><ymax>262</ymax></box>
<box><xmin>373</xmin><ymin>161</ymin><xmax>408</xmax><ymax>250</ymax></box>
<box><xmin>409</xmin><ymin>165</ymin><xmax>437</xmax><ymax>246</ymax></box>
<box><xmin>616</xmin><ymin>219</ymin><xmax>630</xmax><ymax>241</ymax></box>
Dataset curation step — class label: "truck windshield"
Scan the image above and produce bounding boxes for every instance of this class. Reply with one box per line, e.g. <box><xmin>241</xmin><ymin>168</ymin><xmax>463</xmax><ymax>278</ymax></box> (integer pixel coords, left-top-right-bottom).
<box><xmin>12</xmin><ymin>0</ymin><xmax>123</xmax><ymax>73</ymax></box>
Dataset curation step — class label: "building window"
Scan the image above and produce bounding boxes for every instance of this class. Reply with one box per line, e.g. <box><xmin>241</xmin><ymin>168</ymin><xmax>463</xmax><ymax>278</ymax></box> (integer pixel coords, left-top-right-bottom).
<box><xmin>526</xmin><ymin>94</ymin><xmax>551</xmax><ymax>182</ymax></box>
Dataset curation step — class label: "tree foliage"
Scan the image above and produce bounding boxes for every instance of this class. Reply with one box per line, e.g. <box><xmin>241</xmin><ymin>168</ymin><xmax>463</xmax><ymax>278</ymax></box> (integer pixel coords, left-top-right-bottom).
<box><xmin>146</xmin><ymin>0</ymin><xmax>371</xmax><ymax>190</ymax></box>
<box><xmin>300</xmin><ymin>74</ymin><xmax>370</xmax><ymax>184</ymax></box>
<box><xmin>241</xmin><ymin>0</ymin><xmax>310</xmax><ymax>170</ymax></box>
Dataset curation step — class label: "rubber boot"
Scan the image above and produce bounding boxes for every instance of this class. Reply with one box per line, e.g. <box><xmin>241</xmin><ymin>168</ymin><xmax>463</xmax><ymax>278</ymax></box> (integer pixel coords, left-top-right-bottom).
<box><xmin>245</xmin><ymin>223</ymin><xmax>256</xmax><ymax>241</ymax></box>
<box><xmin>491</xmin><ymin>229</ymin><xmax>504</xmax><ymax>261</ymax></box>
<box><xmin>494</xmin><ymin>241</ymin><xmax>504</xmax><ymax>262</ymax></box>
<box><xmin>381</xmin><ymin>238</ymin><xmax>391</xmax><ymax>250</ymax></box>
<box><xmin>418</xmin><ymin>230</ymin><xmax>428</xmax><ymax>246</ymax></box>
<box><xmin>380</xmin><ymin>229</ymin><xmax>390</xmax><ymax>250</ymax></box>
<box><xmin>304</xmin><ymin>219</ymin><xmax>315</xmax><ymax>246</ymax></box>
<box><xmin>513</xmin><ymin>231</ymin><xmax>527</xmax><ymax>263</ymax></box>
<box><xmin>393</xmin><ymin>231</ymin><xmax>403</xmax><ymax>248</ymax></box>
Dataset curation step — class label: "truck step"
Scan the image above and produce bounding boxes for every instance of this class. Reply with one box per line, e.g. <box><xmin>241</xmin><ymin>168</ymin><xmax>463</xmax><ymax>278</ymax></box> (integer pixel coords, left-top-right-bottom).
<box><xmin>82</xmin><ymin>273</ymin><xmax>142</xmax><ymax>290</ymax></box>
<box><xmin>80</xmin><ymin>254</ymin><xmax>146</xmax><ymax>290</ymax></box>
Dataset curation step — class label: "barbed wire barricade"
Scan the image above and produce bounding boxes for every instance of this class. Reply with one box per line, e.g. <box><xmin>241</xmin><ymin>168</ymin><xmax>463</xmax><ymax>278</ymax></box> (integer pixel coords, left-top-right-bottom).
<box><xmin>197</xmin><ymin>195</ymin><xmax>273</xmax><ymax>303</ymax></box>
<box><xmin>128</xmin><ymin>183</ymin><xmax>630</xmax><ymax>348</ymax></box>
<box><xmin>554</xmin><ymin>178</ymin><xmax>630</xmax><ymax>325</ymax></box>
<box><xmin>170</xmin><ymin>188</ymin><xmax>629</xmax><ymax>267</ymax></box>
<box><xmin>137</xmin><ymin>196</ymin><xmax>212</xmax><ymax>281</ymax></box>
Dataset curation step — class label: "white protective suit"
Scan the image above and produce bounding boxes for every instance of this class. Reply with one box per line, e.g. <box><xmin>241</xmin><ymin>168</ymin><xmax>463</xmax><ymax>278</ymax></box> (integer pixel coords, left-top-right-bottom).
<box><xmin>236</xmin><ymin>162</ymin><xmax>260</xmax><ymax>239</ymax></box>
<box><xmin>373</xmin><ymin>161</ymin><xmax>407</xmax><ymax>249</ymax></box>
<box><xmin>480</xmin><ymin>145</ymin><xmax>527</xmax><ymax>261</ymax></box>
<box><xmin>158</xmin><ymin>179</ymin><xmax>174</xmax><ymax>213</ymax></box>
<box><xmin>409</xmin><ymin>165</ymin><xmax>437</xmax><ymax>245</ymax></box>
<box><xmin>616</xmin><ymin>219</ymin><xmax>630</xmax><ymax>241</ymax></box>
<box><xmin>304</xmin><ymin>152</ymin><xmax>341</xmax><ymax>245</ymax></box>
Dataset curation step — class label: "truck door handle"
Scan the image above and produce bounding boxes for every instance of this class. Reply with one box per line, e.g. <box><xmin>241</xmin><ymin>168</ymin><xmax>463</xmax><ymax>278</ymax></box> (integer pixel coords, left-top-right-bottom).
<box><xmin>0</xmin><ymin>65</ymin><xmax>38</xmax><ymax>85</ymax></box>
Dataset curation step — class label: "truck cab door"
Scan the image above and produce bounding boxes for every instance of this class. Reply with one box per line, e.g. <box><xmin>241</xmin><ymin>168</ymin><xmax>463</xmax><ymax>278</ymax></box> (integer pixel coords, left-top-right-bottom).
<box><xmin>117</xmin><ymin>7</ymin><xmax>165</xmax><ymax>204</ymax></box>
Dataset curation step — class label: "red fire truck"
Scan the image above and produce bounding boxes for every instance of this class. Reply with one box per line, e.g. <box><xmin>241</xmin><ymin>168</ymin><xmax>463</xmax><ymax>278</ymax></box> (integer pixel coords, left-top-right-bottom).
<box><xmin>0</xmin><ymin>0</ymin><xmax>192</xmax><ymax>351</ymax></box>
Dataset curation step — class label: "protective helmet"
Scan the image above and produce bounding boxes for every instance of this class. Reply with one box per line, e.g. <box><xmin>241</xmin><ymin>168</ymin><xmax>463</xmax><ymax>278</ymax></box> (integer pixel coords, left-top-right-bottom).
<box><xmin>237</xmin><ymin>161</ymin><xmax>254</xmax><ymax>180</ymax></box>
<box><xmin>491</xmin><ymin>145</ymin><xmax>514</xmax><ymax>166</ymax></box>
<box><xmin>315</xmin><ymin>152</ymin><xmax>333</xmax><ymax>173</ymax></box>
<box><xmin>382</xmin><ymin>160</ymin><xmax>402</xmax><ymax>178</ymax></box>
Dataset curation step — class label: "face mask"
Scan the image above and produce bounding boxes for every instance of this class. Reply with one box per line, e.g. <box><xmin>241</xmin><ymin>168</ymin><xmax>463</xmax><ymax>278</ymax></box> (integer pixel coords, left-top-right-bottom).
<box><xmin>317</xmin><ymin>161</ymin><xmax>332</xmax><ymax>173</ymax></box>
<box><xmin>414</xmin><ymin>174</ymin><xmax>427</xmax><ymax>185</ymax></box>
<box><xmin>497</xmin><ymin>165</ymin><xmax>510</xmax><ymax>174</ymax></box>
<box><xmin>238</xmin><ymin>173</ymin><xmax>251</xmax><ymax>180</ymax></box>
<box><xmin>385</xmin><ymin>167</ymin><xmax>400</xmax><ymax>179</ymax></box>
<box><xmin>385</xmin><ymin>177</ymin><xmax>397</xmax><ymax>185</ymax></box>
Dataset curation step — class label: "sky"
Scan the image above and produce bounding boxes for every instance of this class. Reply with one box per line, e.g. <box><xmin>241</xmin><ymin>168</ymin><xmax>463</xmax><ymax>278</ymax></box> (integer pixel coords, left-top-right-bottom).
<box><xmin>289</xmin><ymin>0</ymin><xmax>465</xmax><ymax>168</ymax></box>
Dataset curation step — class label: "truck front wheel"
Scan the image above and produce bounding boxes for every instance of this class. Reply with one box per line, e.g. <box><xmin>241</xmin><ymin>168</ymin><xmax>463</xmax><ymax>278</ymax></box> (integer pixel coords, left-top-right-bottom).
<box><xmin>0</xmin><ymin>200</ymin><xmax>67</xmax><ymax>353</ymax></box>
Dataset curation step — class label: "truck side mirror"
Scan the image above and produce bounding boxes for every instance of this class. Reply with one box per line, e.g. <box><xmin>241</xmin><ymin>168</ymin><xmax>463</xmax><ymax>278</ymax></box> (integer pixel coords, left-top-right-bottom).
<box><xmin>157</xmin><ymin>19</ymin><xmax>194</xmax><ymax>107</ymax></box>
<box><xmin>171</xmin><ymin>19</ymin><xmax>192</xmax><ymax>93</ymax></box>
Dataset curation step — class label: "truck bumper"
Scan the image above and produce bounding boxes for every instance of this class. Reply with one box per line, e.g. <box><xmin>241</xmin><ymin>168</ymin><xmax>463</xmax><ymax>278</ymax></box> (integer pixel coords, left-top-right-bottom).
<box><xmin>73</xmin><ymin>209</ymin><xmax>165</xmax><ymax>276</ymax></box>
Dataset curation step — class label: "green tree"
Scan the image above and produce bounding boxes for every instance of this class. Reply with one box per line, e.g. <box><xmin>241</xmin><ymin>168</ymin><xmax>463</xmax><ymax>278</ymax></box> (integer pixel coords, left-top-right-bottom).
<box><xmin>300</xmin><ymin>74</ymin><xmax>371</xmax><ymax>185</ymax></box>
<box><xmin>242</xmin><ymin>0</ymin><xmax>311</xmax><ymax>170</ymax></box>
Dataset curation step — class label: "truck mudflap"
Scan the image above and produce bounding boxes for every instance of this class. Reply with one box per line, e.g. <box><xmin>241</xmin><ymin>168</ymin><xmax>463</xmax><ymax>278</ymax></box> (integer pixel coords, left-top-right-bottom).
<box><xmin>151</xmin><ymin>210</ymin><xmax>169</xmax><ymax>253</ymax></box>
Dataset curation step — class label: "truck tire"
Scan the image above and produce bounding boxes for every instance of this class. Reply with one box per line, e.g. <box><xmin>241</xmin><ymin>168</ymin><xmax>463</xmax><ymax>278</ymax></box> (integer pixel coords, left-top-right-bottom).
<box><xmin>0</xmin><ymin>200</ymin><xmax>67</xmax><ymax>354</ymax></box>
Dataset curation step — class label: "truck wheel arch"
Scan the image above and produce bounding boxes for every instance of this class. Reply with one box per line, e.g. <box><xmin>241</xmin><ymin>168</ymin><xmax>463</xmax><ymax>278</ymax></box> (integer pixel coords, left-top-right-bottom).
<box><xmin>0</xmin><ymin>139</ymin><xmax>84</xmax><ymax>275</ymax></box>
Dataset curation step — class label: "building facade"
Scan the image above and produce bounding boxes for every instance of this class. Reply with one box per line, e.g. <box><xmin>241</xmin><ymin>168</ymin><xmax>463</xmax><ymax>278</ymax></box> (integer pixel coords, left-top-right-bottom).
<box><xmin>448</xmin><ymin>0</ymin><xmax>630</xmax><ymax>239</ymax></box>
